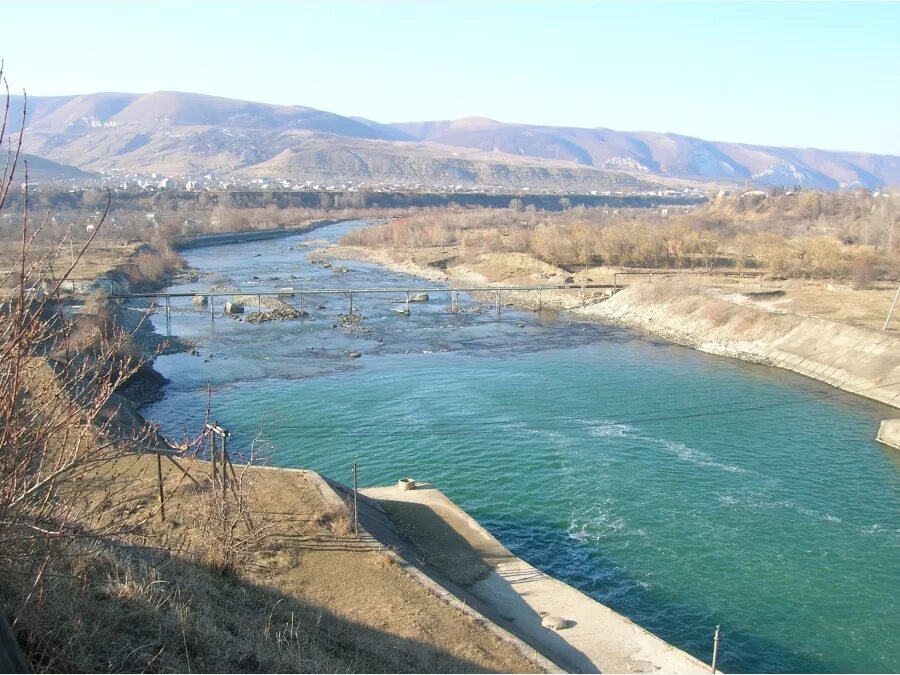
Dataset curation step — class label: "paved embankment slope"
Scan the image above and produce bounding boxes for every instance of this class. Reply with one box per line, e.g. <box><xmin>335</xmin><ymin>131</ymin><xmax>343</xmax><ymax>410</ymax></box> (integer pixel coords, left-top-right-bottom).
<box><xmin>325</xmin><ymin>245</ymin><xmax>900</xmax><ymax>413</ymax></box>
<box><xmin>877</xmin><ymin>419</ymin><xmax>900</xmax><ymax>450</ymax></box>
<box><xmin>581</xmin><ymin>284</ymin><xmax>900</xmax><ymax>410</ymax></box>
<box><xmin>172</xmin><ymin>219</ymin><xmax>343</xmax><ymax>251</ymax></box>
<box><xmin>361</xmin><ymin>483</ymin><xmax>711</xmax><ymax>674</ymax></box>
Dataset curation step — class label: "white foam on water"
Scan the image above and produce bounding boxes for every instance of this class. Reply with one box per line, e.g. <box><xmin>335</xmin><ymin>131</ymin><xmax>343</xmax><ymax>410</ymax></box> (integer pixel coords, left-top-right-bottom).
<box><xmin>586</xmin><ymin>418</ymin><xmax>748</xmax><ymax>474</ymax></box>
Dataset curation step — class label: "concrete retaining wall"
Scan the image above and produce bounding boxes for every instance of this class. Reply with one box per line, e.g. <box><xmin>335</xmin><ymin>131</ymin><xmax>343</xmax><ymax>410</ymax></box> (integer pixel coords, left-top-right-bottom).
<box><xmin>876</xmin><ymin>419</ymin><xmax>900</xmax><ymax>450</ymax></box>
<box><xmin>768</xmin><ymin>319</ymin><xmax>900</xmax><ymax>409</ymax></box>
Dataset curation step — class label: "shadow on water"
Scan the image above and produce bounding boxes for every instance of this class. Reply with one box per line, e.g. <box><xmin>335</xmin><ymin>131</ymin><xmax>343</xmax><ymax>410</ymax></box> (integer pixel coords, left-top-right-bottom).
<box><xmin>477</xmin><ymin>513</ymin><xmax>833</xmax><ymax>674</ymax></box>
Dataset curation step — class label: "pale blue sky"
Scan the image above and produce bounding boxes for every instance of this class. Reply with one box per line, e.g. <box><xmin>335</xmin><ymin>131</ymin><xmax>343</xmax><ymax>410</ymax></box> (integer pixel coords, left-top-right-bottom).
<box><xmin>2</xmin><ymin>1</ymin><xmax>899</xmax><ymax>154</ymax></box>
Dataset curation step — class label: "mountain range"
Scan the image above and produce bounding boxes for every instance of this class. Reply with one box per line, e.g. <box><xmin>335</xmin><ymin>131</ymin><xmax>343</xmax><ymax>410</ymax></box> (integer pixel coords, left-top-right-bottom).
<box><xmin>8</xmin><ymin>91</ymin><xmax>900</xmax><ymax>190</ymax></box>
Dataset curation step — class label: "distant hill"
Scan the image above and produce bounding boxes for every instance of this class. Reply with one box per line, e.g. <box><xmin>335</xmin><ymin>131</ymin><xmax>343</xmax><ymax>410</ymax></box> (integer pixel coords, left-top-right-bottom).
<box><xmin>17</xmin><ymin>153</ymin><xmax>96</xmax><ymax>183</ymax></box>
<box><xmin>391</xmin><ymin>118</ymin><xmax>900</xmax><ymax>190</ymax></box>
<box><xmin>240</xmin><ymin>136</ymin><xmax>656</xmax><ymax>191</ymax></box>
<box><xmin>6</xmin><ymin>91</ymin><xmax>899</xmax><ymax>190</ymax></box>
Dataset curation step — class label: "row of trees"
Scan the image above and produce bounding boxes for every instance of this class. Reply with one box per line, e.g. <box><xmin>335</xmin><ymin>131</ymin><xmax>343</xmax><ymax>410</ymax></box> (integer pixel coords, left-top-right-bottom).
<box><xmin>343</xmin><ymin>206</ymin><xmax>898</xmax><ymax>284</ymax></box>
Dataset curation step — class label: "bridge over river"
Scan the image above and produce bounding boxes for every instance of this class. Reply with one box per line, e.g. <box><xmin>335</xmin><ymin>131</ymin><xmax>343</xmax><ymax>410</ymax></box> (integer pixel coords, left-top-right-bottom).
<box><xmin>110</xmin><ymin>283</ymin><xmax>625</xmax><ymax>333</ymax></box>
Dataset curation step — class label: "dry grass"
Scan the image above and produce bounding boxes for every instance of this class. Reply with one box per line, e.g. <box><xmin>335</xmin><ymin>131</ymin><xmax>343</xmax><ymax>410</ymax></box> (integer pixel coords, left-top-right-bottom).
<box><xmin>5</xmin><ymin>455</ymin><xmax>541</xmax><ymax>673</ymax></box>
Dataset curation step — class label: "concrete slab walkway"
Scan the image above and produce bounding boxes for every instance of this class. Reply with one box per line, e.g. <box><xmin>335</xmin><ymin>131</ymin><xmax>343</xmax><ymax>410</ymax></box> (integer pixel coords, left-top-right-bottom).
<box><xmin>362</xmin><ymin>483</ymin><xmax>711</xmax><ymax>674</ymax></box>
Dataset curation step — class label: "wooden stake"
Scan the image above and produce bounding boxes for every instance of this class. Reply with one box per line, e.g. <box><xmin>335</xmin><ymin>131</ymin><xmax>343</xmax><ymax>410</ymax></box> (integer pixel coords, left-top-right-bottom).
<box><xmin>210</xmin><ymin>428</ymin><xmax>218</xmax><ymax>484</ymax></box>
<box><xmin>156</xmin><ymin>446</ymin><xmax>166</xmax><ymax>523</ymax></box>
<box><xmin>221</xmin><ymin>432</ymin><xmax>228</xmax><ymax>502</ymax></box>
<box><xmin>352</xmin><ymin>462</ymin><xmax>359</xmax><ymax>539</ymax></box>
<box><xmin>164</xmin><ymin>453</ymin><xmax>200</xmax><ymax>486</ymax></box>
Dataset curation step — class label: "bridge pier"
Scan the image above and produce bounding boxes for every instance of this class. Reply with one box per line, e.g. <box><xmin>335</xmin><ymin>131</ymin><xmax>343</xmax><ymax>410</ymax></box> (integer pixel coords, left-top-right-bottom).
<box><xmin>164</xmin><ymin>296</ymin><xmax>171</xmax><ymax>336</ymax></box>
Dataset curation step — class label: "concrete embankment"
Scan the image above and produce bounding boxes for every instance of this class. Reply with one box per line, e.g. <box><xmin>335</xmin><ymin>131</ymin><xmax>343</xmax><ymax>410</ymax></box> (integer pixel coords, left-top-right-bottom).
<box><xmin>358</xmin><ymin>482</ymin><xmax>710</xmax><ymax>674</ymax></box>
<box><xmin>877</xmin><ymin>419</ymin><xmax>900</xmax><ymax>450</ymax></box>
<box><xmin>326</xmin><ymin>245</ymin><xmax>900</xmax><ymax>412</ymax></box>
<box><xmin>581</xmin><ymin>283</ymin><xmax>900</xmax><ymax>410</ymax></box>
<box><xmin>172</xmin><ymin>219</ymin><xmax>343</xmax><ymax>251</ymax></box>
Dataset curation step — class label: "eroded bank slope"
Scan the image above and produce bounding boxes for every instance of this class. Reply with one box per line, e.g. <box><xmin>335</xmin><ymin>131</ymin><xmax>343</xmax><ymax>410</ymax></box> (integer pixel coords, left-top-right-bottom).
<box><xmin>580</xmin><ymin>281</ymin><xmax>900</xmax><ymax>409</ymax></box>
<box><xmin>322</xmin><ymin>244</ymin><xmax>900</xmax><ymax>411</ymax></box>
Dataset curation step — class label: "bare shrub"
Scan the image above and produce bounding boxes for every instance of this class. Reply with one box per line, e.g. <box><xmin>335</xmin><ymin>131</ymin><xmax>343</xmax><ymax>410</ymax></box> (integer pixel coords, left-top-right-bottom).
<box><xmin>0</xmin><ymin>80</ymin><xmax>162</xmax><ymax>668</ymax></box>
<box><xmin>127</xmin><ymin>246</ymin><xmax>184</xmax><ymax>288</ymax></box>
<box><xmin>852</xmin><ymin>251</ymin><xmax>876</xmax><ymax>290</ymax></box>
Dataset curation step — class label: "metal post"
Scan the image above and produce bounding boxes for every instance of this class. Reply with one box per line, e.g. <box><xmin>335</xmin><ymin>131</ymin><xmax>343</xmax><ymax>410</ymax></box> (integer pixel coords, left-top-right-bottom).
<box><xmin>405</xmin><ymin>291</ymin><xmax>410</xmax><ymax>313</ymax></box>
<box><xmin>165</xmin><ymin>296</ymin><xmax>171</xmax><ymax>335</ymax></box>
<box><xmin>300</xmin><ymin>292</ymin><xmax>304</xmax><ymax>315</ymax></box>
<box><xmin>538</xmin><ymin>288</ymin><xmax>542</xmax><ymax>313</ymax></box>
<box><xmin>257</xmin><ymin>293</ymin><xmax>261</xmax><ymax>314</ymax></box>
<box><xmin>711</xmin><ymin>625</ymin><xmax>721</xmax><ymax>673</ymax></box>
<box><xmin>209</xmin><ymin>295</ymin><xmax>214</xmax><ymax>321</ymax></box>
<box><xmin>883</xmin><ymin>282</ymin><xmax>900</xmax><ymax>331</ymax></box>
<box><xmin>210</xmin><ymin>427</ymin><xmax>218</xmax><ymax>484</ymax></box>
<box><xmin>349</xmin><ymin>290</ymin><xmax>353</xmax><ymax>315</ymax></box>
<box><xmin>221</xmin><ymin>431</ymin><xmax>228</xmax><ymax>501</ymax></box>
<box><xmin>352</xmin><ymin>461</ymin><xmax>359</xmax><ymax>539</ymax></box>
<box><xmin>496</xmin><ymin>290</ymin><xmax>501</xmax><ymax>316</ymax></box>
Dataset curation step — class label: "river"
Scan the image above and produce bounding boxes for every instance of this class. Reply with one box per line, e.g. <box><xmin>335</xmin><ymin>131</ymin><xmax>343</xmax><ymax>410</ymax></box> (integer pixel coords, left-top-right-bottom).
<box><xmin>144</xmin><ymin>220</ymin><xmax>900</xmax><ymax>673</ymax></box>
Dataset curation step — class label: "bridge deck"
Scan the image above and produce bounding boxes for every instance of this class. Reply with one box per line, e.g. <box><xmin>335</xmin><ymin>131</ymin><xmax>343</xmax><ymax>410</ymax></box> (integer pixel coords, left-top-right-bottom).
<box><xmin>108</xmin><ymin>283</ymin><xmax>622</xmax><ymax>300</ymax></box>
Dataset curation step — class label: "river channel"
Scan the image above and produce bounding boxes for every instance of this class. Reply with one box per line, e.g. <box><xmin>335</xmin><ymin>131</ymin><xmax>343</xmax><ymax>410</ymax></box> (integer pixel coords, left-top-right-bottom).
<box><xmin>144</xmin><ymin>220</ymin><xmax>900</xmax><ymax>673</ymax></box>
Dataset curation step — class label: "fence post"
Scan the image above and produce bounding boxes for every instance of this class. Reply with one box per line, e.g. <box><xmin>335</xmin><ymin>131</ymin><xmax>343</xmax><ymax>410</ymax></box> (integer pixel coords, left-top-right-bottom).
<box><xmin>496</xmin><ymin>290</ymin><xmax>501</xmax><ymax>316</ymax></box>
<box><xmin>711</xmin><ymin>625</ymin><xmax>721</xmax><ymax>673</ymax></box>
<box><xmin>352</xmin><ymin>462</ymin><xmax>359</xmax><ymax>539</ymax></box>
<box><xmin>221</xmin><ymin>431</ymin><xmax>228</xmax><ymax>502</ymax></box>
<box><xmin>156</xmin><ymin>446</ymin><xmax>166</xmax><ymax>523</ymax></box>
<box><xmin>210</xmin><ymin>427</ymin><xmax>218</xmax><ymax>485</ymax></box>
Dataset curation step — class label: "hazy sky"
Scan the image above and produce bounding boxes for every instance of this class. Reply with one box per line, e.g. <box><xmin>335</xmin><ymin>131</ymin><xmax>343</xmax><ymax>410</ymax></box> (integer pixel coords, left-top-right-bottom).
<box><xmin>2</xmin><ymin>1</ymin><xmax>899</xmax><ymax>154</ymax></box>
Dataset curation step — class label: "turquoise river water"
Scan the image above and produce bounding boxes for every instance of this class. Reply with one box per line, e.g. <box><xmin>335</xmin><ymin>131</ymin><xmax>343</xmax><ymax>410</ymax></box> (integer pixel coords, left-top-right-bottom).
<box><xmin>144</xmin><ymin>220</ymin><xmax>900</xmax><ymax>673</ymax></box>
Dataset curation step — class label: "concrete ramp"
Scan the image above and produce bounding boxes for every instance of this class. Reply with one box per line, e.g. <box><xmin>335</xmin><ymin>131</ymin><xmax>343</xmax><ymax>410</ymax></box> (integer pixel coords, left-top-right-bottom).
<box><xmin>363</xmin><ymin>483</ymin><xmax>711</xmax><ymax>674</ymax></box>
